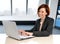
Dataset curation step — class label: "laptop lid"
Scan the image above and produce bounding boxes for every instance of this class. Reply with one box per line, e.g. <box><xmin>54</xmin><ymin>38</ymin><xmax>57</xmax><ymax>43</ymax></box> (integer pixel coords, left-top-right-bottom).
<box><xmin>2</xmin><ymin>21</ymin><xmax>20</xmax><ymax>39</ymax></box>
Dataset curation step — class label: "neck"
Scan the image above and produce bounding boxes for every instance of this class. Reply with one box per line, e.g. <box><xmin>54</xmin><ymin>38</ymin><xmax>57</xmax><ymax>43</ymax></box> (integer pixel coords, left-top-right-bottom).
<box><xmin>41</xmin><ymin>16</ymin><xmax>46</xmax><ymax>21</ymax></box>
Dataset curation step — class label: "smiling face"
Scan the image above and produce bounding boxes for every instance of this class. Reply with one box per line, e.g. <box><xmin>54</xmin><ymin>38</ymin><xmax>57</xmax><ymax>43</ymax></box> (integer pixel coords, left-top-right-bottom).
<box><xmin>37</xmin><ymin>8</ymin><xmax>47</xmax><ymax>19</ymax></box>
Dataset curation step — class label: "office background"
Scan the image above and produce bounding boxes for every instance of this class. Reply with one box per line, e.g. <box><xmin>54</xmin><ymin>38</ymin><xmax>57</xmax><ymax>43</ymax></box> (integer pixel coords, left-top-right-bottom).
<box><xmin>0</xmin><ymin>0</ymin><xmax>60</xmax><ymax>35</ymax></box>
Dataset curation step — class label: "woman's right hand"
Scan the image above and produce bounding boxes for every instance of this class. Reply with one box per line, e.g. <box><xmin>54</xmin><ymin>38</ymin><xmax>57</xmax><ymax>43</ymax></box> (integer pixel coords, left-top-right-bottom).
<box><xmin>18</xmin><ymin>30</ymin><xmax>27</xmax><ymax>36</ymax></box>
<box><xmin>18</xmin><ymin>30</ymin><xmax>25</xmax><ymax>35</ymax></box>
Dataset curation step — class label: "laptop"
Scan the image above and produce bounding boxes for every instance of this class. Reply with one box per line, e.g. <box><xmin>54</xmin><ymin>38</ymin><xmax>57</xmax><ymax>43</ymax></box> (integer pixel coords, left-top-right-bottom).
<box><xmin>2</xmin><ymin>21</ymin><xmax>34</xmax><ymax>40</ymax></box>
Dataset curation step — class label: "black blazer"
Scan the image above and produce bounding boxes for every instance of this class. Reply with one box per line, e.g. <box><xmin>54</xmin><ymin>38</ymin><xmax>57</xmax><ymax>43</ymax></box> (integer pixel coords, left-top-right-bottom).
<box><xmin>25</xmin><ymin>17</ymin><xmax>54</xmax><ymax>37</ymax></box>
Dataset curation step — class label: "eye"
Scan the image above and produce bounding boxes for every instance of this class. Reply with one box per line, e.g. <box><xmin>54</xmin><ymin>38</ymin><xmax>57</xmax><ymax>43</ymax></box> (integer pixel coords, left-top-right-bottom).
<box><xmin>42</xmin><ymin>11</ymin><xmax>44</xmax><ymax>13</ymax></box>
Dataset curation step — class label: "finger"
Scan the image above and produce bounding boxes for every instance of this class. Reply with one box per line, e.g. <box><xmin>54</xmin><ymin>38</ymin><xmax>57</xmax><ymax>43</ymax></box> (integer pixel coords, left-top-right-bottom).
<box><xmin>25</xmin><ymin>33</ymin><xmax>30</xmax><ymax>36</ymax></box>
<box><xmin>21</xmin><ymin>32</ymin><xmax>26</xmax><ymax>36</ymax></box>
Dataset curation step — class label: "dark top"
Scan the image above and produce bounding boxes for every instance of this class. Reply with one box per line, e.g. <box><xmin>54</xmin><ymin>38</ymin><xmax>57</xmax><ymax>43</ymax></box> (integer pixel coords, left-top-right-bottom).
<box><xmin>25</xmin><ymin>17</ymin><xmax>54</xmax><ymax>37</ymax></box>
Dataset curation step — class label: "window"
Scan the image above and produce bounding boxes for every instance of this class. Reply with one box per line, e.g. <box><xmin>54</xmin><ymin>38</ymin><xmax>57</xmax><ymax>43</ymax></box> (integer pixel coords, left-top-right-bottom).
<box><xmin>12</xmin><ymin>0</ymin><xmax>26</xmax><ymax>15</ymax></box>
<box><xmin>0</xmin><ymin>0</ymin><xmax>11</xmax><ymax>16</ymax></box>
<box><xmin>28</xmin><ymin>0</ymin><xmax>39</xmax><ymax>15</ymax></box>
<box><xmin>0</xmin><ymin>0</ymin><xmax>45</xmax><ymax>16</ymax></box>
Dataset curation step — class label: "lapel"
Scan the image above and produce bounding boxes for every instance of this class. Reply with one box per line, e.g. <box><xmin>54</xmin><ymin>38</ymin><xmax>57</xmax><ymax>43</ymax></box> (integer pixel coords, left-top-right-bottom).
<box><xmin>40</xmin><ymin>17</ymin><xmax>48</xmax><ymax>31</ymax></box>
<box><xmin>36</xmin><ymin>19</ymin><xmax>41</xmax><ymax>31</ymax></box>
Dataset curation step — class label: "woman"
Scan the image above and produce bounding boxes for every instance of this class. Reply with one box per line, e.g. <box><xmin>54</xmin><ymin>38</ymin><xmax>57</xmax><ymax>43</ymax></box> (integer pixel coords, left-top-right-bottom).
<box><xmin>18</xmin><ymin>4</ymin><xmax>54</xmax><ymax>37</ymax></box>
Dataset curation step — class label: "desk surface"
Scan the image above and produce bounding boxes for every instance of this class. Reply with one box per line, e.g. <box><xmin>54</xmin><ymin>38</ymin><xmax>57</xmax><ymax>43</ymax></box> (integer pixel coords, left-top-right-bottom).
<box><xmin>0</xmin><ymin>34</ymin><xmax>60</xmax><ymax>44</ymax></box>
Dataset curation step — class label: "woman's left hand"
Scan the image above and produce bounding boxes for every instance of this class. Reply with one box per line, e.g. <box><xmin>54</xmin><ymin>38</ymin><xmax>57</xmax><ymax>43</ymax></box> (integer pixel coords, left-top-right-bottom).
<box><xmin>25</xmin><ymin>32</ymin><xmax>33</xmax><ymax>36</ymax></box>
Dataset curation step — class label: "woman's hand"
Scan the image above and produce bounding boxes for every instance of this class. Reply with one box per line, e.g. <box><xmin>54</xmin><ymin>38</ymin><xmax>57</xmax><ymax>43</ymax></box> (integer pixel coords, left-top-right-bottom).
<box><xmin>18</xmin><ymin>30</ymin><xmax>26</xmax><ymax>36</ymax></box>
<box><xmin>18</xmin><ymin>30</ymin><xmax>33</xmax><ymax>36</ymax></box>
<box><xmin>25</xmin><ymin>32</ymin><xmax>33</xmax><ymax>36</ymax></box>
<box><xmin>18</xmin><ymin>30</ymin><xmax>25</xmax><ymax>33</ymax></box>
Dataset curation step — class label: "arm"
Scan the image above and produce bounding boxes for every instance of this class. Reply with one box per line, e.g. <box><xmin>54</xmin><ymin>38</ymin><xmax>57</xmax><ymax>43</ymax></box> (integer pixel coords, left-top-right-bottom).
<box><xmin>32</xmin><ymin>19</ymin><xmax>54</xmax><ymax>37</ymax></box>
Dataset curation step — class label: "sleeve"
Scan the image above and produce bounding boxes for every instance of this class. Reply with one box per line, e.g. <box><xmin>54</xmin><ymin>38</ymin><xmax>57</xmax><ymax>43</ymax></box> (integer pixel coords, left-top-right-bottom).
<box><xmin>32</xmin><ymin>19</ymin><xmax>54</xmax><ymax>37</ymax></box>
<box><xmin>25</xmin><ymin>19</ymin><xmax>38</xmax><ymax>32</ymax></box>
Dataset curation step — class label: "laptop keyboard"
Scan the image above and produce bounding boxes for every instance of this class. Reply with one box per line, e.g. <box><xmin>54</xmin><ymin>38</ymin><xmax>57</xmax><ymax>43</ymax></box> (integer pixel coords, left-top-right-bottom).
<box><xmin>19</xmin><ymin>35</ymin><xmax>34</xmax><ymax>39</ymax></box>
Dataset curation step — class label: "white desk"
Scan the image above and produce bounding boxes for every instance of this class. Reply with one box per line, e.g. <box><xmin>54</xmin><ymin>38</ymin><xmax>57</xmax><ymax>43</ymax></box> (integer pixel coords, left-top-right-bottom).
<box><xmin>53</xmin><ymin>35</ymin><xmax>60</xmax><ymax>44</ymax></box>
<box><xmin>0</xmin><ymin>34</ymin><xmax>53</xmax><ymax>44</ymax></box>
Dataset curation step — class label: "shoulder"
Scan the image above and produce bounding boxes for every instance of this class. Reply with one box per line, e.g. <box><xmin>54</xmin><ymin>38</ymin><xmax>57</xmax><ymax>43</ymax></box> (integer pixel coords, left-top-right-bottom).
<box><xmin>36</xmin><ymin>19</ymin><xmax>40</xmax><ymax>22</ymax></box>
<box><xmin>35</xmin><ymin>19</ymin><xmax>40</xmax><ymax>24</ymax></box>
<box><xmin>47</xmin><ymin>17</ymin><xmax>54</xmax><ymax>22</ymax></box>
